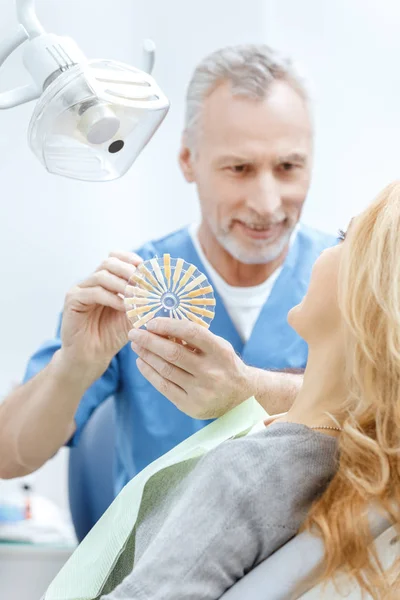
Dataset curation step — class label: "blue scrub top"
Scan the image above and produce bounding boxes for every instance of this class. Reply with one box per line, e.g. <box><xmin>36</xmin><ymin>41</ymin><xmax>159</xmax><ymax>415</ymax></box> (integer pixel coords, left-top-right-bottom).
<box><xmin>23</xmin><ymin>224</ymin><xmax>336</xmax><ymax>494</ymax></box>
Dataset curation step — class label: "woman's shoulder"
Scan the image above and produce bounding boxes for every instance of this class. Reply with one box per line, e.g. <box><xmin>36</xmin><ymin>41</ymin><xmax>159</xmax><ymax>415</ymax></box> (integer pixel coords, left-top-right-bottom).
<box><xmin>209</xmin><ymin>422</ymin><xmax>337</xmax><ymax>466</ymax></box>
<box><xmin>200</xmin><ymin>422</ymin><xmax>339</xmax><ymax>529</ymax></box>
<box><xmin>200</xmin><ymin>422</ymin><xmax>338</xmax><ymax>503</ymax></box>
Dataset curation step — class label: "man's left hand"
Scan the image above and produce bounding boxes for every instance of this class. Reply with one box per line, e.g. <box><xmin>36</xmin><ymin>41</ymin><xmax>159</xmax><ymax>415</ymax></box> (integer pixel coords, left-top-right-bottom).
<box><xmin>128</xmin><ymin>318</ymin><xmax>252</xmax><ymax>419</ymax></box>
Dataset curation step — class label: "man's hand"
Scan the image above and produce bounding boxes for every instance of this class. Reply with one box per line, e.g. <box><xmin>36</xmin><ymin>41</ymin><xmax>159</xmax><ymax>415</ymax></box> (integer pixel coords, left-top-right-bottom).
<box><xmin>128</xmin><ymin>318</ymin><xmax>252</xmax><ymax>419</ymax></box>
<box><xmin>59</xmin><ymin>250</ymin><xmax>142</xmax><ymax>381</ymax></box>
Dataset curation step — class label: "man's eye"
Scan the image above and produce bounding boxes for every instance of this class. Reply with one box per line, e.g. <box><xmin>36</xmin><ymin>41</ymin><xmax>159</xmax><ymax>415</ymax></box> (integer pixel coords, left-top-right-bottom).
<box><xmin>280</xmin><ymin>162</ymin><xmax>296</xmax><ymax>172</ymax></box>
<box><xmin>229</xmin><ymin>165</ymin><xmax>248</xmax><ymax>174</ymax></box>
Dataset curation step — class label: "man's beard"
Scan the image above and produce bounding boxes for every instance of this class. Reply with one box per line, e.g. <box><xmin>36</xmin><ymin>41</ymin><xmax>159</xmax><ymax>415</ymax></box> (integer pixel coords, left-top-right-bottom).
<box><xmin>214</xmin><ymin>221</ymin><xmax>295</xmax><ymax>265</ymax></box>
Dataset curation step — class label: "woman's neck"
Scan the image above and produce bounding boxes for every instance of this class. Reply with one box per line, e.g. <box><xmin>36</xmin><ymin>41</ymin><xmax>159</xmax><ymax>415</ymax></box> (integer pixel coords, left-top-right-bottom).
<box><xmin>282</xmin><ymin>343</ymin><xmax>347</xmax><ymax>432</ymax></box>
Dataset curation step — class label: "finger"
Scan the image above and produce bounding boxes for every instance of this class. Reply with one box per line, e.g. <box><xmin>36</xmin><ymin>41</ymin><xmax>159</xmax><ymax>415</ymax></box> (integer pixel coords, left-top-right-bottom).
<box><xmin>96</xmin><ymin>256</ymin><xmax>137</xmax><ymax>282</ymax></box>
<box><xmin>146</xmin><ymin>318</ymin><xmax>215</xmax><ymax>353</ymax></box>
<box><xmin>128</xmin><ymin>329</ymin><xmax>200</xmax><ymax>373</ymax></box>
<box><xmin>72</xmin><ymin>286</ymin><xmax>126</xmax><ymax>312</ymax></box>
<box><xmin>136</xmin><ymin>357</ymin><xmax>187</xmax><ymax>405</ymax></box>
<box><xmin>108</xmin><ymin>250</ymin><xmax>143</xmax><ymax>266</ymax></box>
<box><xmin>79</xmin><ymin>270</ymin><xmax>130</xmax><ymax>295</ymax></box>
<box><xmin>131</xmin><ymin>341</ymin><xmax>194</xmax><ymax>388</ymax></box>
<box><xmin>264</xmin><ymin>412</ymin><xmax>287</xmax><ymax>426</ymax></box>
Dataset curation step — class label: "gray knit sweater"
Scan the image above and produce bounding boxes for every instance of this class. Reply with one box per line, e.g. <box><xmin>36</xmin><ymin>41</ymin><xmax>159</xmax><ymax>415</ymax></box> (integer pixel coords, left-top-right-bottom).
<box><xmin>101</xmin><ymin>423</ymin><xmax>338</xmax><ymax>600</ymax></box>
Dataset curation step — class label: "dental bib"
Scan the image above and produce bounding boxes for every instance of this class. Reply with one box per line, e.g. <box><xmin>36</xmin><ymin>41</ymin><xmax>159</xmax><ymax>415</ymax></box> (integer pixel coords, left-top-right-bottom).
<box><xmin>43</xmin><ymin>398</ymin><xmax>267</xmax><ymax>600</ymax></box>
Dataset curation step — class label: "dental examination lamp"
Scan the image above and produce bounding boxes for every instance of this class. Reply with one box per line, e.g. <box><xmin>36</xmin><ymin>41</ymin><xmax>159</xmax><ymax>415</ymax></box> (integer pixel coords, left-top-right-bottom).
<box><xmin>0</xmin><ymin>0</ymin><xmax>170</xmax><ymax>181</ymax></box>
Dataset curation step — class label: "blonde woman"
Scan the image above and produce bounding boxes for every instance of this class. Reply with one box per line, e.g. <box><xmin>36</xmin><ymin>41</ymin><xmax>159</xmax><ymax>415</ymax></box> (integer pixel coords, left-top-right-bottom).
<box><xmin>100</xmin><ymin>183</ymin><xmax>400</xmax><ymax>600</ymax></box>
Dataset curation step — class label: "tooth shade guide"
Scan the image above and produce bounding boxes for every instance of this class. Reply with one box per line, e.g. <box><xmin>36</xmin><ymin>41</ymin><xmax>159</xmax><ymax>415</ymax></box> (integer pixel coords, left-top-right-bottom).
<box><xmin>126</xmin><ymin>285</ymin><xmax>161</xmax><ymax>299</ymax></box>
<box><xmin>124</xmin><ymin>296</ymin><xmax>160</xmax><ymax>306</ymax></box>
<box><xmin>150</xmin><ymin>258</ymin><xmax>167</xmax><ymax>290</ymax></box>
<box><xmin>177</xmin><ymin>273</ymin><xmax>207</xmax><ymax>296</ymax></box>
<box><xmin>182</xmin><ymin>298</ymin><xmax>216</xmax><ymax>306</ymax></box>
<box><xmin>127</xmin><ymin>303</ymin><xmax>159</xmax><ymax>317</ymax></box>
<box><xmin>164</xmin><ymin>254</ymin><xmax>171</xmax><ymax>288</ymax></box>
<box><xmin>124</xmin><ymin>254</ymin><xmax>215</xmax><ymax>329</ymax></box>
<box><xmin>175</xmin><ymin>307</ymin><xmax>187</xmax><ymax>321</ymax></box>
<box><xmin>131</xmin><ymin>273</ymin><xmax>157</xmax><ymax>293</ymax></box>
<box><xmin>180</xmin><ymin>285</ymin><xmax>213</xmax><ymax>299</ymax></box>
<box><xmin>172</xmin><ymin>258</ymin><xmax>184</xmax><ymax>292</ymax></box>
<box><xmin>175</xmin><ymin>264</ymin><xmax>196</xmax><ymax>291</ymax></box>
<box><xmin>137</xmin><ymin>264</ymin><xmax>164</xmax><ymax>294</ymax></box>
<box><xmin>179</xmin><ymin>306</ymin><xmax>209</xmax><ymax>328</ymax></box>
<box><xmin>132</xmin><ymin>307</ymin><xmax>160</xmax><ymax>328</ymax></box>
<box><xmin>180</xmin><ymin>304</ymin><xmax>215</xmax><ymax>319</ymax></box>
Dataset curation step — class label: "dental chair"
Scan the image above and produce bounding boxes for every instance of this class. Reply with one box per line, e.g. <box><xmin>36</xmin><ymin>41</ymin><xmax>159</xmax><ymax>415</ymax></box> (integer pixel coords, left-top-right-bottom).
<box><xmin>220</xmin><ymin>513</ymin><xmax>396</xmax><ymax>599</ymax></box>
<box><xmin>68</xmin><ymin>396</ymin><xmax>116</xmax><ymax>543</ymax></box>
<box><xmin>68</xmin><ymin>397</ymin><xmax>398</xmax><ymax>599</ymax></box>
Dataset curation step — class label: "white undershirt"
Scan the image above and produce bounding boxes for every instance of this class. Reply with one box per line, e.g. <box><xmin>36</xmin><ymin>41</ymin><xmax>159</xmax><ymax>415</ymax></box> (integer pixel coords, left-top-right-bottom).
<box><xmin>189</xmin><ymin>224</ymin><xmax>298</xmax><ymax>343</ymax></box>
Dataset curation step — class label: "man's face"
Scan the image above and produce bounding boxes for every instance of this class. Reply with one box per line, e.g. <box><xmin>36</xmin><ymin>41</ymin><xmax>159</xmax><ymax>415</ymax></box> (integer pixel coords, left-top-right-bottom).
<box><xmin>180</xmin><ymin>80</ymin><xmax>313</xmax><ymax>265</ymax></box>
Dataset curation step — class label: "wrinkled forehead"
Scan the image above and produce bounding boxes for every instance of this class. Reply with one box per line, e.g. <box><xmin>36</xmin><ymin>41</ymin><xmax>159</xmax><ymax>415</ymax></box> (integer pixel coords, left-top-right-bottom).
<box><xmin>197</xmin><ymin>80</ymin><xmax>313</xmax><ymax>159</ymax></box>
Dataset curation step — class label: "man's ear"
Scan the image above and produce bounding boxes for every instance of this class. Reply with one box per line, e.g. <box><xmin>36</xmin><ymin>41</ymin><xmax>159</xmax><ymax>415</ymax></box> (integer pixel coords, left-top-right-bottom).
<box><xmin>179</xmin><ymin>137</ymin><xmax>196</xmax><ymax>183</ymax></box>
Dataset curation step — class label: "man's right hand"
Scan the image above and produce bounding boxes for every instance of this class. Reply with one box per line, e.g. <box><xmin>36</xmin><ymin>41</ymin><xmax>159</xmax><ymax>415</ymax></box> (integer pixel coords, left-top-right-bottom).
<box><xmin>58</xmin><ymin>250</ymin><xmax>142</xmax><ymax>379</ymax></box>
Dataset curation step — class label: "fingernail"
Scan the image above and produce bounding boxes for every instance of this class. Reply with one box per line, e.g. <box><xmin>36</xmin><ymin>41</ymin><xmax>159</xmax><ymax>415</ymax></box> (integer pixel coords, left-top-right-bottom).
<box><xmin>129</xmin><ymin>329</ymin><xmax>141</xmax><ymax>341</ymax></box>
<box><xmin>131</xmin><ymin>342</ymin><xmax>140</xmax><ymax>354</ymax></box>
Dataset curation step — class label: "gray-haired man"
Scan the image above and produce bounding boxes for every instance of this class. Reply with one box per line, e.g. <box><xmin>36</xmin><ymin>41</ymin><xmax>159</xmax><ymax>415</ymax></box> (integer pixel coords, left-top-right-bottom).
<box><xmin>1</xmin><ymin>46</ymin><xmax>335</xmax><ymax>501</ymax></box>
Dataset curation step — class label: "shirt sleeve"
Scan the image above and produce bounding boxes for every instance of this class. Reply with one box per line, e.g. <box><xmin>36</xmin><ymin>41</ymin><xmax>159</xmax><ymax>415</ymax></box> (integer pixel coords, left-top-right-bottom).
<box><xmin>100</xmin><ymin>435</ymin><xmax>302</xmax><ymax>600</ymax></box>
<box><xmin>22</xmin><ymin>314</ymin><xmax>120</xmax><ymax>447</ymax></box>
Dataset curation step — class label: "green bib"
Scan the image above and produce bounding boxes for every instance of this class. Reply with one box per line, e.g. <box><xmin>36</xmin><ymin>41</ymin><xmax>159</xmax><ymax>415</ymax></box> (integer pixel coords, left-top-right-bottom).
<box><xmin>44</xmin><ymin>397</ymin><xmax>267</xmax><ymax>600</ymax></box>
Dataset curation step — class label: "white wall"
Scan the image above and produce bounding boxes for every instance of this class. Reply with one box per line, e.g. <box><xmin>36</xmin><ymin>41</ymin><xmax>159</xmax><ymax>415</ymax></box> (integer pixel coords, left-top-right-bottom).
<box><xmin>264</xmin><ymin>0</ymin><xmax>400</xmax><ymax>231</ymax></box>
<box><xmin>1</xmin><ymin>0</ymin><xmax>399</xmax><ymax>512</ymax></box>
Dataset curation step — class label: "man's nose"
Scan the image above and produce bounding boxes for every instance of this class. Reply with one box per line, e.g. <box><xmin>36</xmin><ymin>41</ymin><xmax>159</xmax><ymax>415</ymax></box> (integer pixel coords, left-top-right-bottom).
<box><xmin>246</xmin><ymin>173</ymin><xmax>282</xmax><ymax>215</ymax></box>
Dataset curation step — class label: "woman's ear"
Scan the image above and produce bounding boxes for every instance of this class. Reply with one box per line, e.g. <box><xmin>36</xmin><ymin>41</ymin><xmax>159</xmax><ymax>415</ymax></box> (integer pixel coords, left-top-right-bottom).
<box><xmin>178</xmin><ymin>138</ymin><xmax>196</xmax><ymax>183</ymax></box>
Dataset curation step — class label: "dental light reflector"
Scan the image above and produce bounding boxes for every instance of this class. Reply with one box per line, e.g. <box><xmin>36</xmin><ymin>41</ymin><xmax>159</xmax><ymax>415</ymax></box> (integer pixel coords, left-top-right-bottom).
<box><xmin>0</xmin><ymin>1</ymin><xmax>170</xmax><ymax>181</ymax></box>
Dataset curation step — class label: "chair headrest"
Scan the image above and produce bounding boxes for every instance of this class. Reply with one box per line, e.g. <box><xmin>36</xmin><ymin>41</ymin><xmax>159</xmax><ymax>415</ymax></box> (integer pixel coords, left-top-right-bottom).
<box><xmin>219</xmin><ymin>512</ymin><xmax>391</xmax><ymax>600</ymax></box>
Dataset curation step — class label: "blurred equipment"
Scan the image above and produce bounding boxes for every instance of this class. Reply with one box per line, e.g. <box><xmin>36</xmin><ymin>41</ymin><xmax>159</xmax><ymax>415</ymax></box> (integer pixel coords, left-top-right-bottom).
<box><xmin>0</xmin><ymin>0</ymin><xmax>169</xmax><ymax>181</ymax></box>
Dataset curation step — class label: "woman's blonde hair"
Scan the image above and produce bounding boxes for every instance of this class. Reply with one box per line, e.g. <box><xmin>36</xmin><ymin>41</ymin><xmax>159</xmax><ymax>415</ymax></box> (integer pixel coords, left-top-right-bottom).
<box><xmin>303</xmin><ymin>182</ymin><xmax>400</xmax><ymax>598</ymax></box>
